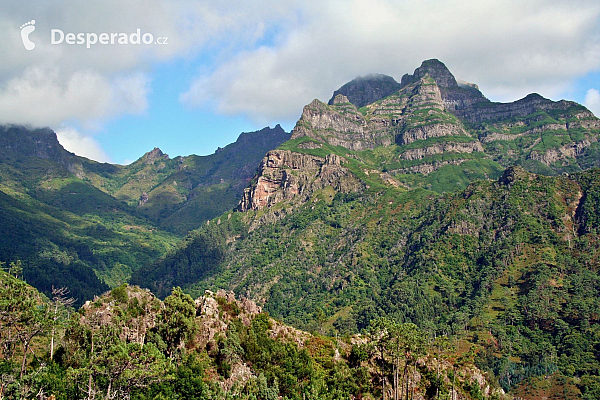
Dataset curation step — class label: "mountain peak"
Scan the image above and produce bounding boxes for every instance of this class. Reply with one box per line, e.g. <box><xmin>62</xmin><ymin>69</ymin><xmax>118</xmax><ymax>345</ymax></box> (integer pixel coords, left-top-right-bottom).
<box><xmin>141</xmin><ymin>147</ymin><xmax>169</xmax><ymax>164</ymax></box>
<box><xmin>328</xmin><ymin>73</ymin><xmax>401</xmax><ymax>108</ymax></box>
<box><xmin>401</xmin><ymin>59</ymin><xmax>458</xmax><ymax>88</ymax></box>
<box><xmin>0</xmin><ymin>124</ymin><xmax>71</xmax><ymax>161</ymax></box>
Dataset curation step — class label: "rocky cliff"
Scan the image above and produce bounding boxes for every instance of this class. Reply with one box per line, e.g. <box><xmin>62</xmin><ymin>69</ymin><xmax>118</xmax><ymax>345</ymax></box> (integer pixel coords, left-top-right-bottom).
<box><xmin>400</xmin><ymin>58</ymin><xmax>459</xmax><ymax>89</ymax></box>
<box><xmin>291</xmin><ymin>72</ymin><xmax>470</xmax><ymax>152</ymax></box>
<box><xmin>239</xmin><ymin>149</ymin><xmax>364</xmax><ymax>212</ymax></box>
<box><xmin>98</xmin><ymin>125</ymin><xmax>290</xmax><ymax>233</ymax></box>
<box><xmin>401</xmin><ymin>59</ymin><xmax>489</xmax><ymax>111</ymax></box>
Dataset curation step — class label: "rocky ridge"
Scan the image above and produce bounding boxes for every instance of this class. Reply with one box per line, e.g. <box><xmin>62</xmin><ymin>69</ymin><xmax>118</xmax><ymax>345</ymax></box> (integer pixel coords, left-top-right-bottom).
<box><xmin>77</xmin><ymin>284</ymin><xmax>500</xmax><ymax>399</ymax></box>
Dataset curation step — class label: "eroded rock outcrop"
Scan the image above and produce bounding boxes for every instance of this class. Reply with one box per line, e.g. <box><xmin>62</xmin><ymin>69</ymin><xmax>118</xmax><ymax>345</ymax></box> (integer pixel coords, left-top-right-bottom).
<box><xmin>400</xmin><ymin>141</ymin><xmax>484</xmax><ymax>160</ymax></box>
<box><xmin>142</xmin><ymin>147</ymin><xmax>169</xmax><ymax>164</ymax></box>
<box><xmin>293</xmin><ymin>74</ymin><xmax>470</xmax><ymax>151</ymax></box>
<box><xmin>240</xmin><ymin>58</ymin><xmax>600</xmax><ymax>208</ymax></box>
<box><xmin>399</xmin><ymin>123</ymin><xmax>467</xmax><ymax>145</ymax></box>
<box><xmin>291</xmin><ymin>99</ymin><xmax>393</xmax><ymax>151</ymax></box>
<box><xmin>401</xmin><ymin>59</ymin><xmax>459</xmax><ymax>89</ymax></box>
<box><xmin>528</xmin><ymin>138</ymin><xmax>593</xmax><ymax>166</ymax></box>
<box><xmin>195</xmin><ymin>290</ymin><xmax>263</xmax><ymax>346</ymax></box>
<box><xmin>239</xmin><ymin>150</ymin><xmax>364</xmax><ymax>211</ymax></box>
<box><xmin>80</xmin><ymin>285</ymin><xmax>163</xmax><ymax>346</ymax></box>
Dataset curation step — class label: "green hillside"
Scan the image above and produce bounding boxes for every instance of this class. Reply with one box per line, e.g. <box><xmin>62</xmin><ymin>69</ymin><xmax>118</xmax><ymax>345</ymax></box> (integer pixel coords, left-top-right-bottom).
<box><xmin>85</xmin><ymin>125</ymin><xmax>290</xmax><ymax>234</ymax></box>
<box><xmin>132</xmin><ymin>166</ymin><xmax>600</xmax><ymax>395</ymax></box>
<box><xmin>3</xmin><ymin>59</ymin><xmax>600</xmax><ymax>398</ymax></box>
<box><xmin>0</xmin><ymin>124</ymin><xmax>289</xmax><ymax>302</ymax></box>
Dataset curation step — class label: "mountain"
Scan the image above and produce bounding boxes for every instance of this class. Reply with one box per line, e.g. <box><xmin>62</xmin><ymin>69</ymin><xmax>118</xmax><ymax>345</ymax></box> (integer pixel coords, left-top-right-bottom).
<box><xmin>91</xmin><ymin>124</ymin><xmax>290</xmax><ymax>234</ymax></box>
<box><xmin>0</xmin><ymin>124</ymin><xmax>289</xmax><ymax>302</ymax></box>
<box><xmin>287</xmin><ymin>59</ymin><xmax>599</xmax><ymax>193</ymax></box>
<box><xmin>0</xmin><ymin>125</ymin><xmax>179</xmax><ymax>302</ymax></box>
<box><xmin>133</xmin><ymin>165</ymin><xmax>600</xmax><ymax>396</ymax></box>
<box><xmin>131</xmin><ymin>59</ymin><xmax>600</xmax><ymax>396</ymax></box>
<box><xmin>3</xmin><ymin>58</ymin><xmax>600</xmax><ymax>396</ymax></box>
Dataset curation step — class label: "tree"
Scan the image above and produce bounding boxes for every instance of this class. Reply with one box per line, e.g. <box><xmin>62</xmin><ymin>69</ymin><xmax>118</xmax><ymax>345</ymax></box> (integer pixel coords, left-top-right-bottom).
<box><xmin>368</xmin><ymin>319</ymin><xmax>427</xmax><ymax>400</ymax></box>
<box><xmin>0</xmin><ymin>269</ymin><xmax>49</xmax><ymax>378</ymax></box>
<box><xmin>430</xmin><ymin>335</ymin><xmax>453</xmax><ymax>400</ymax></box>
<box><xmin>368</xmin><ymin>317</ymin><xmax>393</xmax><ymax>400</ymax></box>
<box><xmin>49</xmin><ymin>286</ymin><xmax>76</xmax><ymax>361</ymax></box>
<box><xmin>155</xmin><ymin>287</ymin><xmax>196</xmax><ymax>360</ymax></box>
<box><xmin>96</xmin><ymin>341</ymin><xmax>168</xmax><ymax>398</ymax></box>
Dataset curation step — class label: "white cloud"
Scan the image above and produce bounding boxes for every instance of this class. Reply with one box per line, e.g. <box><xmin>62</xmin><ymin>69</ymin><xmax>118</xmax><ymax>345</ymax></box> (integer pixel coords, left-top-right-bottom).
<box><xmin>1</xmin><ymin>0</ymin><xmax>600</xmax><ymax>135</ymax></box>
<box><xmin>55</xmin><ymin>127</ymin><xmax>112</xmax><ymax>163</ymax></box>
<box><xmin>182</xmin><ymin>0</ymin><xmax>600</xmax><ymax>122</ymax></box>
<box><xmin>0</xmin><ymin>0</ymin><xmax>303</xmax><ymax>130</ymax></box>
<box><xmin>0</xmin><ymin>66</ymin><xmax>150</xmax><ymax>127</ymax></box>
<box><xmin>585</xmin><ymin>89</ymin><xmax>600</xmax><ymax>117</ymax></box>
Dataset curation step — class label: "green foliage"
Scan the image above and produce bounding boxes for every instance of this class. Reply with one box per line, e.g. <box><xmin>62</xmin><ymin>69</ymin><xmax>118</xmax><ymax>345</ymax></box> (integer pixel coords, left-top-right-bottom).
<box><xmin>133</xmin><ymin>166</ymin><xmax>600</xmax><ymax>397</ymax></box>
<box><xmin>0</xmin><ymin>124</ymin><xmax>289</xmax><ymax>304</ymax></box>
<box><xmin>130</xmin><ymin>219</ymin><xmax>233</xmax><ymax>298</ymax></box>
<box><xmin>155</xmin><ymin>287</ymin><xmax>196</xmax><ymax>359</ymax></box>
<box><xmin>110</xmin><ymin>283</ymin><xmax>129</xmax><ymax>303</ymax></box>
<box><xmin>99</xmin><ymin>126</ymin><xmax>289</xmax><ymax>234</ymax></box>
<box><xmin>3</xmin><ymin>81</ymin><xmax>600</xmax><ymax>399</ymax></box>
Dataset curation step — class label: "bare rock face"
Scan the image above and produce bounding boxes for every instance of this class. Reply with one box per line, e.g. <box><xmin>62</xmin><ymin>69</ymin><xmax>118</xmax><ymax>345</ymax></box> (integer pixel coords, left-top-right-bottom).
<box><xmin>528</xmin><ymin>138</ymin><xmax>593</xmax><ymax>166</ymax></box>
<box><xmin>239</xmin><ymin>150</ymin><xmax>364</xmax><ymax>211</ymax></box>
<box><xmin>138</xmin><ymin>191</ymin><xmax>149</xmax><ymax>206</ymax></box>
<box><xmin>238</xmin><ymin>59</ymin><xmax>600</xmax><ymax>210</ymax></box>
<box><xmin>391</xmin><ymin>159</ymin><xmax>468</xmax><ymax>175</ymax></box>
<box><xmin>400</xmin><ymin>141</ymin><xmax>484</xmax><ymax>160</ymax></box>
<box><xmin>569</xmin><ymin>114</ymin><xmax>600</xmax><ymax>129</ymax></box>
<box><xmin>80</xmin><ymin>286</ymin><xmax>162</xmax><ymax>346</ymax></box>
<box><xmin>195</xmin><ymin>290</ymin><xmax>263</xmax><ymax>346</ymax></box>
<box><xmin>331</xmin><ymin>94</ymin><xmax>350</xmax><ymax>105</ymax></box>
<box><xmin>296</xmin><ymin>99</ymin><xmax>366</xmax><ymax>135</ymax></box>
<box><xmin>458</xmin><ymin>93</ymin><xmax>553</xmax><ymax>123</ymax></box>
<box><xmin>293</xmin><ymin>75</ymin><xmax>469</xmax><ymax>151</ymax></box>
<box><xmin>399</xmin><ymin>123</ymin><xmax>467</xmax><ymax>145</ymax></box>
<box><xmin>400</xmin><ymin>59</ymin><xmax>489</xmax><ymax>112</ymax></box>
<box><xmin>395</xmin><ymin>76</ymin><xmax>469</xmax><ymax>144</ymax></box>
<box><xmin>291</xmin><ymin>99</ymin><xmax>391</xmax><ymax>151</ymax></box>
<box><xmin>196</xmin><ymin>291</ymin><xmax>220</xmax><ymax>318</ymax></box>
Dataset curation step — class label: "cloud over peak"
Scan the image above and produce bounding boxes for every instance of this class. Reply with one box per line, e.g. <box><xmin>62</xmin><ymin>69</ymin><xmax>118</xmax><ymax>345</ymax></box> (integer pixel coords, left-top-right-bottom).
<box><xmin>182</xmin><ymin>0</ymin><xmax>600</xmax><ymax>121</ymax></box>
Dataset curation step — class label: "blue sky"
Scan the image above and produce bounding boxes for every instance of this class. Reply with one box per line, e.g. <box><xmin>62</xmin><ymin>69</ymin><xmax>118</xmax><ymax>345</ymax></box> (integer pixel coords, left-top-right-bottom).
<box><xmin>0</xmin><ymin>0</ymin><xmax>599</xmax><ymax>164</ymax></box>
<box><xmin>99</xmin><ymin>20</ymin><xmax>300</xmax><ymax>163</ymax></box>
<box><xmin>99</xmin><ymin>62</ymin><xmax>292</xmax><ymax>164</ymax></box>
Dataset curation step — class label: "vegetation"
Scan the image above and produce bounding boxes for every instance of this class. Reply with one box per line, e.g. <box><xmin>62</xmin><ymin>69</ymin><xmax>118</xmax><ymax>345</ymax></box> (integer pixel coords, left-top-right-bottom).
<box><xmin>131</xmin><ymin>167</ymin><xmax>600</xmax><ymax>397</ymax></box>
<box><xmin>0</xmin><ymin>271</ymin><xmax>501</xmax><ymax>399</ymax></box>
